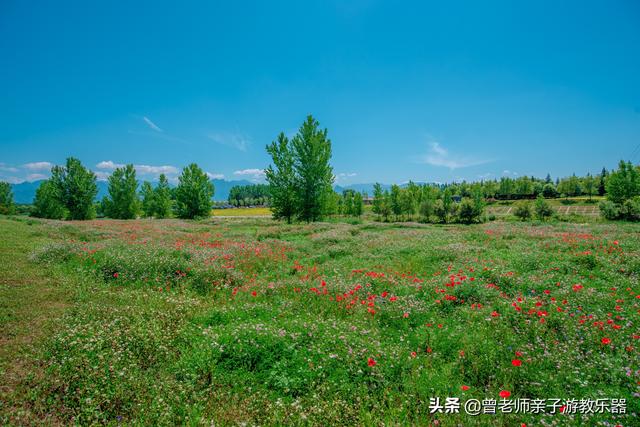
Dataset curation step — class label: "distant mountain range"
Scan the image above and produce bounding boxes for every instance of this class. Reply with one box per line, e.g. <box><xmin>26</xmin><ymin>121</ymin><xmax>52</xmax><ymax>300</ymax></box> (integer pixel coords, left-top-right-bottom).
<box><xmin>10</xmin><ymin>180</ymin><xmax>413</xmax><ymax>204</ymax></box>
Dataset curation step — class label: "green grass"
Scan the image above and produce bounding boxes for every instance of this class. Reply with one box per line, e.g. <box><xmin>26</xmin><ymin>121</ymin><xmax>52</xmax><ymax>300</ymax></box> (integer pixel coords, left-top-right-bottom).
<box><xmin>212</xmin><ymin>207</ymin><xmax>271</xmax><ymax>216</ymax></box>
<box><xmin>0</xmin><ymin>215</ymin><xmax>638</xmax><ymax>425</ymax></box>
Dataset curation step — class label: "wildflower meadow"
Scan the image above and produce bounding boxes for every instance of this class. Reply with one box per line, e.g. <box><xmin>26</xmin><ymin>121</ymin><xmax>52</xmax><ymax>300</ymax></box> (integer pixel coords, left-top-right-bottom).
<box><xmin>1</xmin><ymin>215</ymin><xmax>638</xmax><ymax>426</ymax></box>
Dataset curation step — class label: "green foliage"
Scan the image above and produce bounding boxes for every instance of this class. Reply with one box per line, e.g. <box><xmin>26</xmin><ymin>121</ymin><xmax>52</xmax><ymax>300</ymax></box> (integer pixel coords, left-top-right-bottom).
<box><xmin>266</xmin><ymin>116</ymin><xmax>334</xmax><ymax>223</ymax></box>
<box><xmin>619</xmin><ymin>196</ymin><xmax>640</xmax><ymax>221</ymax></box>
<box><xmin>291</xmin><ymin>116</ymin><xmax>334</xmax><ymax>222</ymax></box>
<box><xmin>174</xmin><ymin>164</ymin><xmax>214</xmax><ymax>219</ymax></box>
<box><xmin>606</xmin><ymin>160</ymin><xmax>639</xmax><ymax>204</ymax></box>
<box><xmin>228</xmin><ymin>184</ymin><xmax>270</xmax><ymax>206</ymax></box>
<box><xmin>140</xmin><ymin>181</ymin><xmax>156</xmax><ymax>217</ymax></box>
<box><xmin>32</xmin><ymin>180</ymin><xmax>65</xmax><ymax>219</ymax></box>
<box><xmin>265</xmin><ymin>132</ymin><xmax>297</xmax><ymax>223</ymax></box>
<box><xmin>154</xmin><ymin>174</ymin><xmax>173</xmax><ymax>218</ymax></box>
<box><xmin>50</xmin><ymin>157</ymin><xmax>98</xmax><ymax>220</ymax></box>
<box><xmin>542</xmin><ymin>183</ymin><xmax>557</xmax><ymax>198</ymax></box>
<box><xmin>0</xmin><ymin>181</ymin><xmax>16</xmax><ymax>215</ymax></box>
<box><xmin>372</xmin><ymin>183</ymin><xmax>391</xmax><ymax>221</ymax></box>
<box><xmin>102</xmin><ymin>164</ymin><xmax>140</xmax><ymax>219</ymax></box>
<box><xmin>534</xmin><ymin>195</ymin><xmax>554</xmax><ymax>220</ymax></box>
<box><xmin>513</xmin><ymin>201</ymin><xmax>532</xmax><ymax>221</ymax></box>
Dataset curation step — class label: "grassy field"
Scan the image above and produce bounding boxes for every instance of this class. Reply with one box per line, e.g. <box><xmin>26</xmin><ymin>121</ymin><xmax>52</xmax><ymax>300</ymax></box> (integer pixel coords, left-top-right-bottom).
<box><xmin>0</xmin><ymin>215</ymin><xmax>638</xmax><ymax>425</ymax></box>
<box><xmin>212</xmin><ymin>207</ymin><xmax>271</xmax><ymax>217</ymax></box>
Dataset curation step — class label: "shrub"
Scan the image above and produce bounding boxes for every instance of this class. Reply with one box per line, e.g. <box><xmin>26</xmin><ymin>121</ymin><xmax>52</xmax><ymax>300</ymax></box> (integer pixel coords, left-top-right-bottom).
<box><xmin>513</xmin><ymin>201</ymin><xmax>532</xmax><ymax>221</ymax></box>
<box><xmin>534</xmin><ymin>195</ymin><xmax>554</xmax><ymax>220</ymax></box>
<box><xmin>599</xmin><ymin>200</ymin><xmax>620</xmax><ymax>220</ymax></box>
<box><xmin>620</xmin><ymin>196</ymin><xmax>640</xmax><ymax>221</ymax></box>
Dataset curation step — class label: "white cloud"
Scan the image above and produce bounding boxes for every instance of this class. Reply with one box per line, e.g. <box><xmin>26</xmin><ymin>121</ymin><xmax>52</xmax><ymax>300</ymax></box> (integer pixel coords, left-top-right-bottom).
<box><xmin>502</xmin><ymin>170</ymin><xmax>519</xmax><ymax>177</ymax></box>
<box><xmin>206</xmin><ymin>172</ymin><xmax>225</xmax><ymax>180</ymax></box>
<box><xmin>0</xmin><ymin>163</ymin><xmax>19</xmax><ymax>173</ymax></box>
<box><xmin>419</xmin><ymin>141</ymin><xmax>490</xmax><ymax>169</ymax></box>
<box><xmin>234</xmin><ymin>168</ymin><xmax>265</xmax><ymax>177</ymax></box>
<box><xmin>23</xmin><ymin>161</ymin><xmax>53</xmax><ymax>171</ymax></box>
<box><xmin>233</xmin><ymin>168</ymin><xmax>265</xmax><ymax>182</ymax></box>
<box><xmin>208</xmin><ymin>132</ymin><xmax>250</xmax><ymax>152</ymax></box>
<box><xmin>94</xmin><ymin>171</ymin><xmax>111</xmax><ymax>181</ymax></box>
<box><xmin>26</xmin><ymin>173</ymin><xmax>47</xmax><ymax>181</ymax></box>
<box><xmin>0</xmin><ymin>175</ymin><xmax>23</xmax><ymax>184</ymax></box>
<box><xmin>96</xmin><ymin>160</ymin><xmax>178</xmax><ymax>176</ymax></box>
<box><xmin>335</xmin><ymin>172</ymin><xmax>357</xmax><ymax>182</ymax></box>
<box><xmin>143</xmin><ymin>116</ymin><xmax>163</xmax><ymax>132</ymax></box>
<box><xmin>135</xmin><ymin>164</ymin><xmax>178</xmax><ymax>175</ymax></box>
<box><xmin>96</xmin><ymin>160</ymin><xmax>125</xmax><ymax>170</ymax></box>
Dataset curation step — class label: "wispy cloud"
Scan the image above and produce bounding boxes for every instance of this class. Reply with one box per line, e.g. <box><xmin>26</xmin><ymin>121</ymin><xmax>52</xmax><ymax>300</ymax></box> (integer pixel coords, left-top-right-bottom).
<box><xmin>143</xmin><ymin>116</ymin><xmax>163</xmax><ymax>132</ymax></box>
<box><xmin>94</xmin><ymin>171</ymin><xmax>111</xmax><ymax>181</ymax></box>
<box><xmin>26</xmin><ymin>173</ymin><xmax>47</xmax><ymax>181</ymax></box>
<box><xmin>419</xmin><ymin>141</ymin><xmax>491</xmax><ymax>169</ymax></box>
<box><xmin>95</xmin><ymin>160</ymin><xmax>178</xmax><ymax>176</ymax></box>
<box><xmin>208</xmin><ymin>132</ymin><xmax>250</xmax><ymax>152</ymax></box>
<box><xmin>502</xmin><ymin>170</ymin><xmax>519</xmax><ymax>177</ymax></box>
<box><xmin>0</xmin><ymin>163</ymin><xmax>19</xmax><ymax>173</ymax></box>
<box><xmin>336</xmin><ymin>172</ymin><xmax>357</xmax><ymax>182</ymax></box>
<box><xmin>233</xmin><ymin>168</ymin><xmax>265</xmax><ymax>181</ymax></box>
<box><xmin>96</xmin><ymin>160</ymin><xmax>125</xmax><ymax>170</ymax></box>
<box><xmin>135</xmin><ymin>164</ymin><xmax>178</xmax><ymax>175</ymax></box>
<box><xmin>206</xmin><ymin>172</ymin><xmax>225</xmax><ymax>180</ymax></box>
<box><xmin>23</xmin><ymin>161</ymin><xmax>53</xmax><ymax>171</ymax></box>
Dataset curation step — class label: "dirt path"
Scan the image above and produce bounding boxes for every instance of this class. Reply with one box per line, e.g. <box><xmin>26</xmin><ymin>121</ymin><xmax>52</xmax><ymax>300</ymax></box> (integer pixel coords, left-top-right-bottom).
<box><xmin>0</xmin><ymin>218</ymin><xmax>71</xmax><ymax>424</ymax></box>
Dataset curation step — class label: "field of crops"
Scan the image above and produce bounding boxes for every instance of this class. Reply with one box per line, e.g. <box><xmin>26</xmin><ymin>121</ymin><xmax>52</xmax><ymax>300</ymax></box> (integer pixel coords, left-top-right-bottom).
<box><xmin>1</xmin><ymin>215</ymin><xmax>639</xmax><ymax>426</ymax></box>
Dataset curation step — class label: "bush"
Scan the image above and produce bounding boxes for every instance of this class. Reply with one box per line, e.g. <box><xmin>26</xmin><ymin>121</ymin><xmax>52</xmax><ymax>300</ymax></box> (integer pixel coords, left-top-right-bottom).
<box><xmin>457</xmin><ymin>198</ymin><xmax>483</xmax><ymax>224</ymax></box>
<box><xmin>513</xmin><ymin>201</ymin><xmax>532</xmax><ymax>221</ymax></box>
<box><xmin>620</xmin><ymin>197</ymin><xmax>640</xmax><ymax>221</ymax></box>
<box><xmin>599</xmin><ymin>200</ymin><xmax>620</xmax><ymax>220</ymax></box>
<box><xmin>534</xmin><ymin>195</ymin><xmax>554</xmax><ymax>221</ymax></box>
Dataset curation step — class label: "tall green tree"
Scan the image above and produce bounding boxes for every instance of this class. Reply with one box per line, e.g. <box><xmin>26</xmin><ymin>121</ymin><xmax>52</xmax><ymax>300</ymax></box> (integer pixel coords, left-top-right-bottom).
<box><xmin>32</xmin><ymin>180</ymin><xmax>65</xmax><ymax>219</ymax></box>
<box><xmin>154</xmin><ymin>174</ymin><xmax>173</xmax><ymax>218</ymax></box>
<box><xmin>372</xmin><ymin>183</ymin><xmax>385</xmax><ymax>216</ymax></box>
<box><xmin>352</xmin><ymin>192</ymin><xmax>364</xmax><ymax>217</ymax></box>
<box><xmin>390</xmin><ymin>185</ymin><xmax>402</xmax><ymax>219</ymax></box>
<box><xmin>102</xmin><ymin>164</ymin><xmax>139</xmax><ymax>219</ymax></box>
<box><xmin>598</xmin><ymin>167</ymin><xmax>608</xmax><ymax>196</ymax></box>
<box><xmin>50</xmin><ymin>157</ymin><xmax>98</xmax><ymax>220</ymax></box>
<box><xmin>140</xmin><ymin>181</ymin><xmax>156</xmax><ymax>217</ymax></box>
<box><xmin>265</xmin><ymin>132</ymin><xmax>297</xmax><ymax>223</ymax></box>
<box><xmin>605</xmin><ymin>160</ymin><xmax>639</xmax><ymax>204</ymax></box>
<box><xmin>582</xmin><ymin>174</ymin><xmax>596</xmax><ymax>201</ymax></box>
<box><xmin>0</xmin><ymin>181</ymin><xmax>15</xmax><ymax>215</ymax></box>
<box><xmin>174</xmin><ymin>163</ymin><xmax>214</xmax><ymax>219</ymax></box>
<box><xmin>291</xmin><ymin>115</ymin><xmax>334</xmax><ymax>222</ymax></box>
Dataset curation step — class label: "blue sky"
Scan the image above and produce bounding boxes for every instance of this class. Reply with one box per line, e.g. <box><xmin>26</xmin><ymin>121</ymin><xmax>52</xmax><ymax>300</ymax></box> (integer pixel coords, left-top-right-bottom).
<box><xmin>1</xmin><ymin>0</ymin><xmax>639</xmax><ymax>185</ymax></box>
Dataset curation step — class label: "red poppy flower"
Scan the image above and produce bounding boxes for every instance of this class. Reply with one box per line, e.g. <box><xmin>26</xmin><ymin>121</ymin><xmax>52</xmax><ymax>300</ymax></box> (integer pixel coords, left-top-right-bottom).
<box><xmin>511</xmin><ymin>359</ymin><xmax>522</xmax><ymax>367</ymax></box>
<box><xmin>367</xmin><ymin>357</ymin><xmax>377</xmax><ymax>367</ymax></box>
<box><xmin>113</xmin><ymin>272</ymin><xmax>119</xmax><ymax>278</ymax></box>
<box><xmin>251</xmin><ymin>291</ymin><xmax>257</xmax><ymax>297</ymax></box>
<box><xmin>601</xmin><ymin>337</ymin><xmax>611</xmax><ymax>345</ymax></box>
<box><xmin>461</xmin><ymin>385</ymin><xmax>470</xmax><ymax>391</ymax></box>
<box><xmin>411</xmin><ymin>351</ymin><xmax>417</xmax><ymax>358</ymax></box>
<box><xmin>491</xmin><ymin>311</ymin><xmax>500</xmax><ymax>317</ymax></box>
<box><xmin>499</xmin><ymin>390</ymin><xmax>511</xmax><ymax>398</ymax></box>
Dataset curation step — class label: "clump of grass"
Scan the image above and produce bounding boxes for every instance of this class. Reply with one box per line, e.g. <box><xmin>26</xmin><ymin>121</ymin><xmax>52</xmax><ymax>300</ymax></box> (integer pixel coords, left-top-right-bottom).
<box><xmin>29</xmin><ymin>242</ymin><xmax>82</xmax><ymax>265</ymax></box>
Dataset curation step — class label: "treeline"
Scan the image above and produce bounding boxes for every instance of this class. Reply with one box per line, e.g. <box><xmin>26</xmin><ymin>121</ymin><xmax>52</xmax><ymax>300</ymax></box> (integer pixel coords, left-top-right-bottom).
<box><xmin>371</xmin><ymin>183</ymin><xmax>486</xmax><ymax>224</ymax></box>
<box><xmin>227</xmin><ymin>184</ymin><xmax>270</xmax><ymax>207</ymax></box>
<box><xmin>28</xmin><ymin>158</ymin><xmax>215</xmax><ymax>220</ymax></box>
<box><xmin>444</xmin><ymin>171</ymin><xmax>606</xmax><ymax>200</ymax></box>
